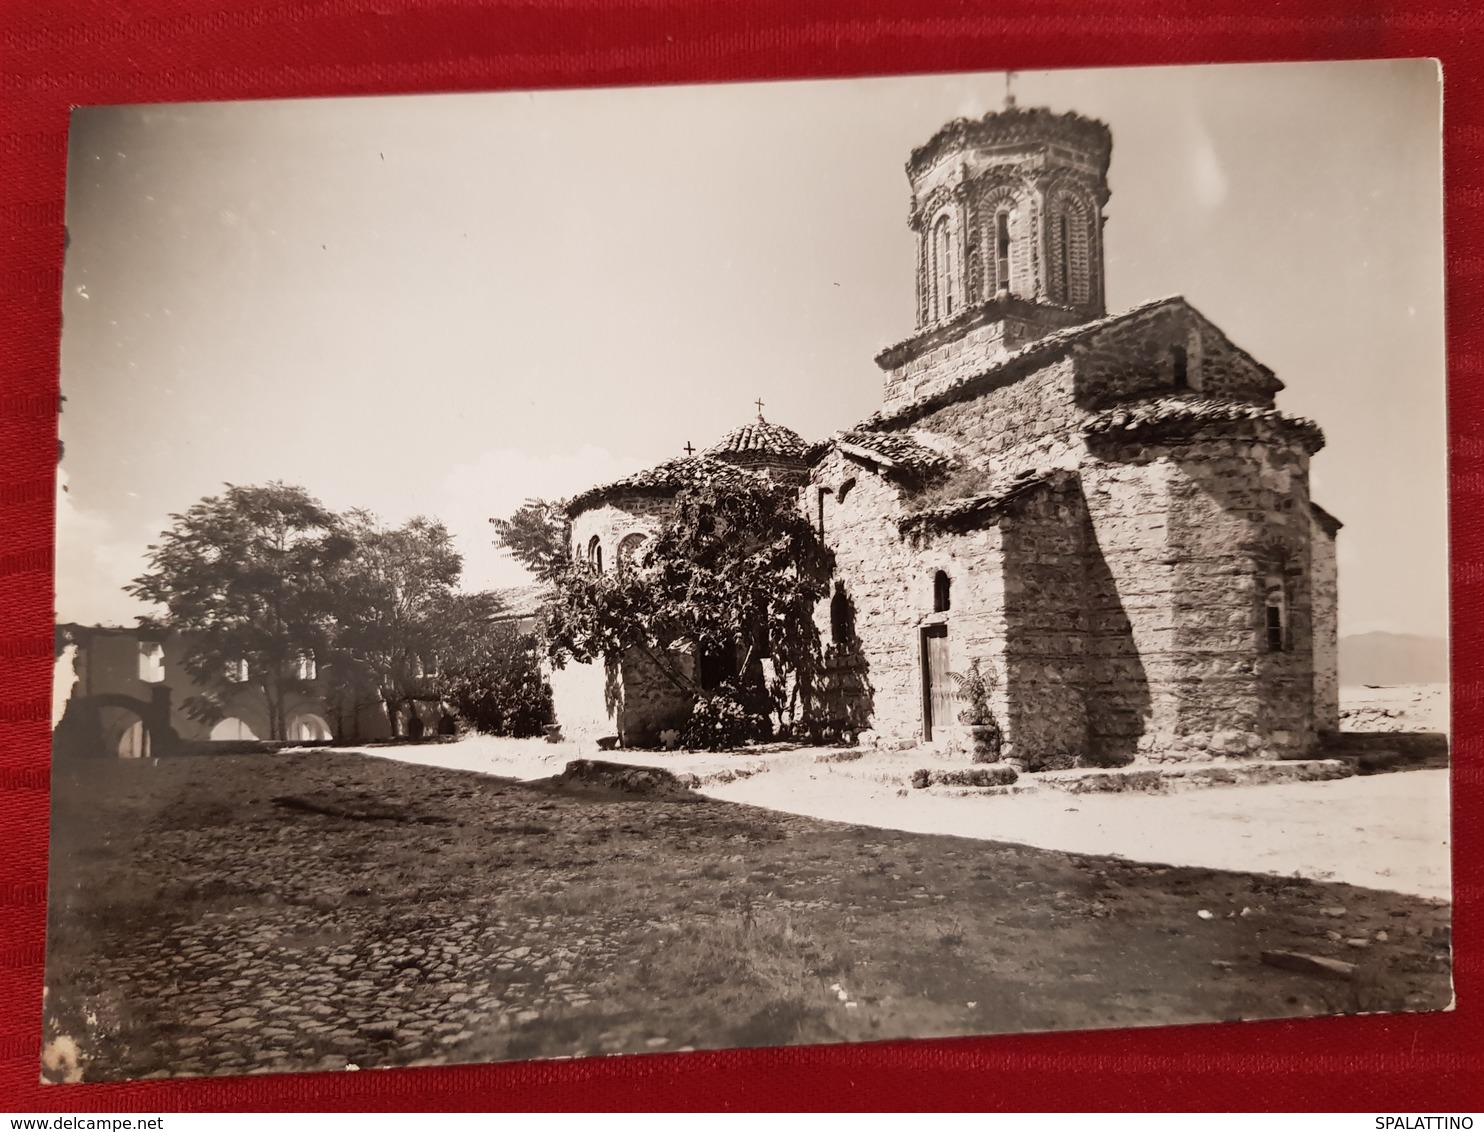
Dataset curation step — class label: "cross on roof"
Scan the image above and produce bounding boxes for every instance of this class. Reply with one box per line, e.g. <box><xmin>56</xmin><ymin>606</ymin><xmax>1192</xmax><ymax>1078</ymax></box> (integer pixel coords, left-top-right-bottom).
<box><xmin>683</xmin><ymin>441</ymin><xmax>695</xmax><ymax>456</ymax></box>
<box><xmin>755</xmin><ymin>397</ymin><xmax>765</xmax><ymax>419</ymax></box>
<box><xmin>1004</xmin><ymin>71</ymin><xmax>1018</xmax><ymax>110</ymax></box>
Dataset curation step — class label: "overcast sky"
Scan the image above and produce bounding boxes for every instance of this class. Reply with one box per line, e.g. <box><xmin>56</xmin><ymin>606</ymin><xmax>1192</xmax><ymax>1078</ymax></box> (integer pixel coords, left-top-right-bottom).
<box><xmin>57</xmin><ymin>59</ymin><xmax>1446</xmax><ymax>639</ymax></box>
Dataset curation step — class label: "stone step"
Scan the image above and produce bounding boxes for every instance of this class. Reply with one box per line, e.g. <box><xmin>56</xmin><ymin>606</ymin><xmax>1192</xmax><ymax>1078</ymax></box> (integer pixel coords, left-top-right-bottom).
<box><xmin>1035</xmin><ymin>760</ymin><xmax>1354</xmax><ymax>794</ymax></box>
<box><xmin>1319</xmin><ymin>731</ymin><xmax>1449</xmax><ymax>773</ymax></box>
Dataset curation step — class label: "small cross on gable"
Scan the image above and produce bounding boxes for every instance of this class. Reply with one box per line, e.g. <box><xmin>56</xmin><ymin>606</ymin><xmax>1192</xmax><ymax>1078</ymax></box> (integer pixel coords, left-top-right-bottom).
<box><xmin>755</xmin><ymin>397</ymin><xmax>765</xmax><ymax>419</ymax></box>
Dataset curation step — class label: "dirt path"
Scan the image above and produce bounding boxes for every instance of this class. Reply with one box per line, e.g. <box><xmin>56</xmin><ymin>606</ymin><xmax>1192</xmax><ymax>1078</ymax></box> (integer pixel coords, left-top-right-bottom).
<box><xmin>371</xmin><ymin>734</ymin><xmax>1453</xmax><ymax>900</ymax></box>
<box><xmin>44</xmin><ymin>750</ymin><xmax>1452</xmax><ymax>1083</ymax></box>
<box><xmin>704</xmin><ymin>765</ymin><xmax>1453</xmax><ymax>902</ymax></box>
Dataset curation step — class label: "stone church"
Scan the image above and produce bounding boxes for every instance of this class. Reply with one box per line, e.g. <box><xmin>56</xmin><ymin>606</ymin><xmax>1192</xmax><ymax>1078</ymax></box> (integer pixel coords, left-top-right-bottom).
<box><xmin>553</xmin><ymin>103</ymin><xmax>1340</xmax><ymax>770</ymax></box>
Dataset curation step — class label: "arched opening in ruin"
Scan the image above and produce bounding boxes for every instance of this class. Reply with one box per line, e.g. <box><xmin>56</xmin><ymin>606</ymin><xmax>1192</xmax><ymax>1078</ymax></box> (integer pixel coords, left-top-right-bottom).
<box><xmin>286</xmin><ymin>712</ymin><xmax>331</xmax><ymax>741</ymax></box>
<box><xmin>99</xmin><ymin>704</ymin><xmax>150</xmax><ymax>758</ymax></box>
<box><xmin>210</xmin><ymin>716</ymin><xmax>259</xmax><ymax>741</ymax></box>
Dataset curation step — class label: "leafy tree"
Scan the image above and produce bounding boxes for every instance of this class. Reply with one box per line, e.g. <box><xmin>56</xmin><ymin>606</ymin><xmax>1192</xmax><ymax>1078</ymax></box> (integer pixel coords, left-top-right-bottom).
<box><xmin>489</xmin><ymin>499</ymin><xmax>570</xmax><ymax>584</ymax></box>
<box><xmin>543</xmin><ymin>464</ymin><xmax>834</xmax><ymax>750</ymax></box>
<box><xmin>326</xmin><ymin>512</ymin><xmax>463</xmax><ymax>737</ymax></box>
<box><xmin>127</xmin><ymin>483</ymin><xmax>353</xmax><ymax>740</ymax></box>
<box><xmin>427</xmin><ymin>592</ymin><xmax>554</xmax><ymax>737</ymax></box>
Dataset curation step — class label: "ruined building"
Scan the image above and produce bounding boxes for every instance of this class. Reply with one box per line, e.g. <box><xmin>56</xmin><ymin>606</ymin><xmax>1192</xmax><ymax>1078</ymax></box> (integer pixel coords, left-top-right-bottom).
<box><xmin>555</xmin><ymin>104</ymin><xmax>1341</xmax><ymax>767</ymax></box>
<box><xmin>52</xmin><ymin>623</ymin><xmax>388</xmax><ymax>758</ymax></box>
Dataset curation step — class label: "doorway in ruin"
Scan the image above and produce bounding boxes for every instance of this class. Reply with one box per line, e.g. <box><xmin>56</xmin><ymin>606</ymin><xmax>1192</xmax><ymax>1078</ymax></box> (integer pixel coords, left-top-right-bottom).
<box><xmin>920</xmin><ymin>623</ymin><xmax>951</xmax><ymax>741</ymax></box>
<box><xmin>286</xmin><ymin>712</ymin><xmax>331</xmax><ymax>741</ymax></box>
<box><xmin>98</xmin><ymin>705</ymin><xmax>151</xmax><ymax>758</ymax></box>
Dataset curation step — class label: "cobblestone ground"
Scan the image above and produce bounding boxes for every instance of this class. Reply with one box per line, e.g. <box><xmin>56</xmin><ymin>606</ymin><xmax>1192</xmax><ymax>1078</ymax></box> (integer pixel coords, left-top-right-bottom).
<box><xmin>43</xmin><ymin>750</ymin><xmax>1453</xmax><ymax>1082</ymax></box>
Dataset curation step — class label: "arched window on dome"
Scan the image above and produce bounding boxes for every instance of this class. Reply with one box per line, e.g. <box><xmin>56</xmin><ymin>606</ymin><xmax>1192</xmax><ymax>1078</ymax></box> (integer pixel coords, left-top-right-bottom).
<box><xmin>995</xmin><ymin>210</ymin><xmax>1012</xmax><ymax>296</ymax></box>
<box><xmin>587</xmin><ymin>535</ymin><xmax>603</xmax><ymax>574</ymax></box>
<box><xmin>617</xmin><ymin>532</ymin><xmax>647</xmax><ymax>570</ymax></box>
<box><xmin>931</xmin><ymin>214</ymin><xmax>955</xmax><ymax>320</ymax></box>
<box><xmin>1057</xmin><ymin>212</ymin><xmax>1070</xmax><ymax>301</ymax></box>
<box><xmin>1052</xmin><ymin>195</ymin><xmax>1092</xmax><ymax>305</ymax></box>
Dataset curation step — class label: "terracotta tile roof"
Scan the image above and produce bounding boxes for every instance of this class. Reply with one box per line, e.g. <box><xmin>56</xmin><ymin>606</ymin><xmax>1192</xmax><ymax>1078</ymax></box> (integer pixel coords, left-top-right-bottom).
<box><xmin>810</xmin><ymin>429</ymin><xmax>955</xmax><ymax>476</ymax></box>
<box><xmin>898</xmin><ymin>468</ymin><xmax>1075</xmax><ymax>537</ymax></box>
<box><xmin>490</xmin><ymin>584</ymin><xmax>552</xmax><ymax>619</ymax></box>
<box><xmin>866</xmin><ymin>295</ymin><xmax>1191</xmax><ymax>428</ymax></box>
<box><xmin>703</xmin><ymin>417</ymin><xmax>810</xmax><ymax>461</ymax></box>
<box><xmin>908</xmin><ymin>106</ymin><xmax>1113</xmax><ymax>179</ymax></box>
<box><xmin>564</xmin><ymin>456</ymin><xmax>769</xmax><ymax>516</ymax></box>
<box><xmin>1082</xmin><ymin>395</ymin><xmax>1325</xmax><ymax>454</ymax></box>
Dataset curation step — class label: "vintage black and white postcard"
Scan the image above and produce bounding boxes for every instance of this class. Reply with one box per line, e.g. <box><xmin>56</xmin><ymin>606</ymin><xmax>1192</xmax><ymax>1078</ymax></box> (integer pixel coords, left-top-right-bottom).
<box><xmin>46</xmin><ymin>59</ymin><xmax>1450</xmax><ymax>1083</ymax></box>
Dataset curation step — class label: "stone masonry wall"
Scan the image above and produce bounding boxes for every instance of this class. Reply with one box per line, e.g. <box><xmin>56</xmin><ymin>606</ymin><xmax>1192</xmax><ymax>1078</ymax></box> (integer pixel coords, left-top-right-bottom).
<box><xmin>997</xmin><ymin>481</ymin><xmax>1091</xmax><ymax>769</ymax></box>
<box><xmin>1310</xmin><ymin>509</ymin><xmax>1340</xmax><ymax>734</ymax></box>
<box><xmin>1083</xmin><ymin>427</ymin><xmax>1318</xmax><ymax>761</ymax></box>
<box><xmin>880</xmin><ymin>309</ymin><xmax>1084</xmax><ymax>413</ymax></box>
<box><xmin>1077</xmin><ymin>459</ymin><xmax>1171</xmax><ymax>763</ymax></box>
<box><xmin>809</xmin><ymin>449</ymin><xmax>1008</xmax><ymax>747</ymax></box>
<box><xmin>567</xmin><ymin>494</ymin><xmax>670</xmax><ymax>571</ymax></box>
<box><xmin>1072</xmin><ymin>309</ymin><xmax>1278</xmax><ymax>409</ymax></box>
<box><xmin>881</xmin><ymin>318</ymin><xmax>1012</xmax><ymax>410</ymax></box>
<box><xmin>901</xmin><ymin>357</ymin><xmax>1082</xmax><ymax>476</ymax></box>
<box><xmin>617</xmin><ymin>645</ymin><xmax>697</xmax><ymax>747</ymax></box>
<box><xmin>563</xmin><ymin>493</ymin><xmax>691</xmax><ymax>747</ymax></box>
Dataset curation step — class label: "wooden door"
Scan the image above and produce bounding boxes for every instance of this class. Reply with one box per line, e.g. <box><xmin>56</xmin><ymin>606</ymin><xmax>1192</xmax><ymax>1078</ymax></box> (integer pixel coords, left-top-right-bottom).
<box><xmin>920</xmin><ymin>624</ymin><xmax>951</xmax><ymax>741</ymax></box>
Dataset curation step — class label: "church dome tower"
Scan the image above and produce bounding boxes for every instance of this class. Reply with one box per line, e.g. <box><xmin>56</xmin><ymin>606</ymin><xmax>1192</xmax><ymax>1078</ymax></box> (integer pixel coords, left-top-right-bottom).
<box><xmin>876</xmin><ymin>104</ymin><xmax>1113</xmax><ymax>410</ymax></box>
<box><xmin>704</xmin><ymin>412</ymin><xmax>809</xmax><ymax>482</ymax></box>
<box><xmin>908</xmin><ymin>105</ymin><xmax>1111</xmax><ymax>326</ymax></box>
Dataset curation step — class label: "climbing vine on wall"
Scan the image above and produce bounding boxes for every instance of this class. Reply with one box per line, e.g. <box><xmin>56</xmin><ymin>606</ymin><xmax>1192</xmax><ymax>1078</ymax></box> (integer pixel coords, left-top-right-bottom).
<box><xmin>542</xmin><ymin>466</ymin><xmax>835</xmax><ymax>749</ymax></box>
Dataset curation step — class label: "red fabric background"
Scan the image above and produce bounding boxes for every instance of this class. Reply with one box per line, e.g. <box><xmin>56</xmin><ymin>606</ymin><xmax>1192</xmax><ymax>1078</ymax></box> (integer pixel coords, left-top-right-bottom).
<box><xmin>1</xmin><ymin>0</ymin><xmax>1478</xmax><ymax>1112</ymax></box>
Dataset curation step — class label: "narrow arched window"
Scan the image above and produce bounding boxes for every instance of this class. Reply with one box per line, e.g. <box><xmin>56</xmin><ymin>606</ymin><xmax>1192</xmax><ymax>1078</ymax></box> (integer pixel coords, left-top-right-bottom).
<box><xmin>1264</xmin><ymin>576</ymin><xmax>1288</xmax><ymax>652</ymax></box>
<box><xmin>932</xmin><ymin>215</ymin><xmax>955</xmax><ymax>318</ymax></box>
<box><xmin>1052</xmin><ymin>197</ymin><xmax>1092</xmax><ymax>305</ymax></box>
<box><xmin>837</xmin><ymin>478</ymin><xmax>856</xmax><ymax>504</ymax></box>
<box><xmin>1057</xmin><ymin>213</ymin><xmax>1070</xmax><ymax>301</ymax></box>
<box><xmin>1172</xmin><ymin>345</ymin><xmax>1189</xmax><ymax>390</ymax></box>
<box><xmin>995</xmin><ymin>211</ymin><xmax>1012</xmax><ymax>295</ymax></box>
<box><xmin>933</xmin><ymin>570</ymin><xmax>951</xmax><ymax>613</ymax></box>
<box><xmin>587</xmin><ymin>535</ymin><xmax>603</xmax><ymax>573</ymax></box>
<box><xmin>830</xmin><ymin>582</ymin><xmax>855</xmax><ymax>645</ymax></box>
<box><xmin>965</xmin><ymin>232</ymin><xmax>980</xmax><ymax>304</ymax></box>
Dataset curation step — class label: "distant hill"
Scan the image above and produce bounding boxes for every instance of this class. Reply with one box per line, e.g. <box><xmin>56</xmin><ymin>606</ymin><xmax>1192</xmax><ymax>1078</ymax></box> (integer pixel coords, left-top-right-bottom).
<box><xmin>1338</xmin><ymin>632</ymin><xmax>1450</xmax><ymax>687</ymax></box>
